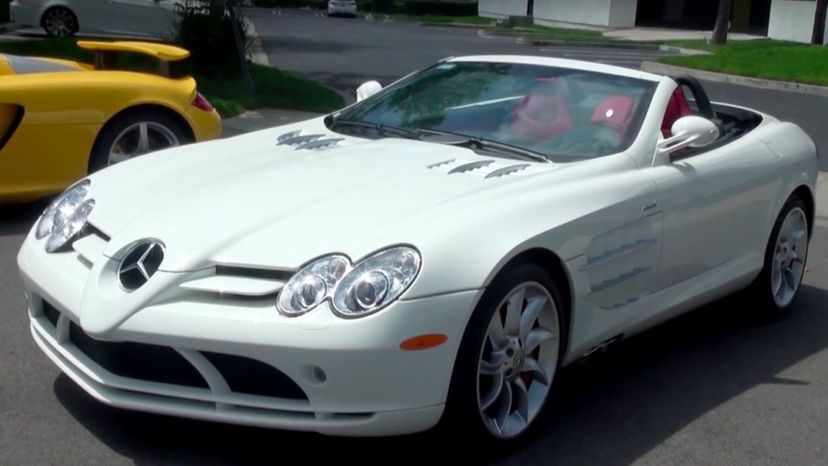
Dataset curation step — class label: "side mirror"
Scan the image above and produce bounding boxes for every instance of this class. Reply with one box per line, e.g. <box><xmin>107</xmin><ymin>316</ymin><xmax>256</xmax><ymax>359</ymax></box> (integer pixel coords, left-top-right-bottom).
<box><xmin>655</xmin><ymin>116</ymin><xmax>720</xmax><ymax>163</ymax></box>
<box><xmin>356</xmin><ymin>80</ymin><xmax>382</xmax><ymax>102</ymax></box>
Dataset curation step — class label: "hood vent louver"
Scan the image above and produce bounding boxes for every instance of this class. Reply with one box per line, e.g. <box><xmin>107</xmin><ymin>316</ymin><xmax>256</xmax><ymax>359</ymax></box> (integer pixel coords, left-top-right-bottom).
<box><xmin>448</xmin><ymin>160</ymin><xmax>495</xmax><ymax>174</ymax></box>
<box><xmin>427</xmin><ymin>159</ymin><xmax>455</xmax><ymax>169</ymax></box>
<box><xmin>485</xmin><ymin>164</ymin><xmax>530</xmax><ymax>179</ymax></box>
<box><xmin>277</xmin><ymin>130</ymin><xmax>343</xmax><ymax>151</ymax></box>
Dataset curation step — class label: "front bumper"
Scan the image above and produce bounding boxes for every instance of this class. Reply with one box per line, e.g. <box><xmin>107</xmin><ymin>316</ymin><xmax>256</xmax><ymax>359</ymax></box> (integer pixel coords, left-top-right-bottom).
<box><xmin>10</xmin><ymin>1</ymin><xmax>41</xmax><ymax>27</ymax></box>
<box><xmin>328</xmin><ymin>3</ymin><xmax>357</xmax><ymax>15</ymax></box>
<box><xmin>18</xmin><ymin>230</ymin><xmax>478</xmax><ymax>436</ymax></box>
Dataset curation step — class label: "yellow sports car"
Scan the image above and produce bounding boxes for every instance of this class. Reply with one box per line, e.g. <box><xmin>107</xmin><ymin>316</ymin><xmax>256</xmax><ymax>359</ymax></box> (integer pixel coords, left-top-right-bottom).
<box><xmin>0</xmin><ymin>40</ymin><xmax>222</xmax><ymax>203</ymax></box>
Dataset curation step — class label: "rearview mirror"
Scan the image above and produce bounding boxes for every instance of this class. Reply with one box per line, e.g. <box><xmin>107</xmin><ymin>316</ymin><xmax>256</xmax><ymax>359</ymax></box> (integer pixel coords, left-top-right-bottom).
<box><xmin>655</xmin><ymin>116</ymin><xmax>719</xmax><ymax>163</ymax></box>
<box><xmin>356</xmin><ymin>80</ymin><xmax>383</xmax><ymax>102</ymax></box>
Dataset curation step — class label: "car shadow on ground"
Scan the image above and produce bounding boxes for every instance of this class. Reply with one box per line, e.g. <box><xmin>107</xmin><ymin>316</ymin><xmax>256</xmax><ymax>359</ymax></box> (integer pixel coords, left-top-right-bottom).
<box><xmin>51</xmin><ymin>284</ymin><xmax>828</xmax><ymax>466</ymax></box>
<box><xmin>0</xmin><ymin>201</ymin><xmax>47</xmax><ymax>238</ymax></box>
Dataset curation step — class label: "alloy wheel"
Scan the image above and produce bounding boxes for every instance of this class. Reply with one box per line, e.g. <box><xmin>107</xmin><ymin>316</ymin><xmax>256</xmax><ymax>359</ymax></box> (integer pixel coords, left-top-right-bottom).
<box><xmin>477</xmin><ymin>282</ymin><xmax>560</xmax><ymax>439</ymax></box>
<box><xmin>771</xmin><ymin>206</ymin><xmax>808</xmax><ymax>307</ymax></box>
<box><xmin>107</xmin><ymin>122</ymin><xmax>180</xmax><ymax>165</ymax></box>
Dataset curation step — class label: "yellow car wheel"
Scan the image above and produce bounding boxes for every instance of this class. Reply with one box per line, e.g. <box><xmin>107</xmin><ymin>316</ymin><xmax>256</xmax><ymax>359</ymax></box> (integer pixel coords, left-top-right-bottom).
<box><xmin>89</xmin><ymin>109</ymin><xmax>193</xmax><ymax>172</ymax></box>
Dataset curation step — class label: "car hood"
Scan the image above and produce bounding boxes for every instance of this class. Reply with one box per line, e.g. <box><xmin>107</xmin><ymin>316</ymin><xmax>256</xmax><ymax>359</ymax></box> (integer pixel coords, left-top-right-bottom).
<box><xmin>87</xmin><ymin>123</ymin><xmax>562</xmax><ymax>271</ymax></box>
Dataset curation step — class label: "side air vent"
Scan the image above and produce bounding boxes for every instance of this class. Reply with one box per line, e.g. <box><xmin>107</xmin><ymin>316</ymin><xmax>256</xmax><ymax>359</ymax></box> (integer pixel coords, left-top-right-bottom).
<box><xmin>277</xmin><ymin>130</ymin><xmax>343</xmax><ymax>150</ymax></box>
<box><xmin>485</xmin><ymin>164</ymin><xmax>530</xmax><ymax>179</ymax></box>
<box><xmin>448</xmin><ymin>160</ymin><xmax>495</xmax><ymax>174</ymax></box>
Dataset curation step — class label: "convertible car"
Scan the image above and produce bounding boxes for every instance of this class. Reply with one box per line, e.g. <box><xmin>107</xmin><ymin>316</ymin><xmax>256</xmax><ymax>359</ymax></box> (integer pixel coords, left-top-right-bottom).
<box><xmin>18</xmin><ymin>56</ymin><xmax>817</xmax><ymax>441</ymax></box>
<box><xmin>0</xmin><ymin>40</ymin><xmax>221</xmax><ymax>203</ymax></box>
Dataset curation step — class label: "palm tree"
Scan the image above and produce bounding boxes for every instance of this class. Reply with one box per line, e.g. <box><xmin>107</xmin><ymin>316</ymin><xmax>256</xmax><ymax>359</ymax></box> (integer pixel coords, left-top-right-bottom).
<box><xmin>711</xmin><ymin>0</ymin><xmax>733</xmax><ymax>45</ymax></box>
<box><xmin>813</xmin><ymin>0</ymin><xmax>828</xmax><ymax>45</ymax></box>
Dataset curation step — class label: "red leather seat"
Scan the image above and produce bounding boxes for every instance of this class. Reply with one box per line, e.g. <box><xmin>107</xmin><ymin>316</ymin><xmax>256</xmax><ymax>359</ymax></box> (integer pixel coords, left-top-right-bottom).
<box><xmin>590</xmin><ymin>96</ymin><xmax>635</xmax><ymax>135</ymax></box>
<box><xmin>662</xmin><ymin>88</ymin><xmax>692</xmax><ymax>137</ymax></box>
<box><xmin>509</xmin><ymin>80</ymin><xmax>574</xmax><ymax>142</ymax></box>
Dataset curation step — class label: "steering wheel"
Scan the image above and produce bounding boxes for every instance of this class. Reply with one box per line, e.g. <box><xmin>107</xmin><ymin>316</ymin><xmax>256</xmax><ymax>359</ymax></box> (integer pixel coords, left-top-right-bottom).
<box><xmin>675</xmin><ymin>76</ymin><xmax>715</xmax><ymax>120</ymax></box>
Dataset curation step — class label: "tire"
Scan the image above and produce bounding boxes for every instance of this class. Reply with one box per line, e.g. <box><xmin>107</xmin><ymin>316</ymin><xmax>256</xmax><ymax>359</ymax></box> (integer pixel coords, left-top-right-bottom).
<box><xmin>42</xmin><ymin>7</ymin><xmax>78</xmax><ymax>37</ymax></box>
<box><xmin>441</xmin><ymin>262</ymin><xmax>566</xmax><ymax>443</ymax></box>
<box><xmin>746</xmin><ymin>196</ymin><xmax>810</xmax><ymax>318</ymax></box>
<box><xmin>89</xmin><ymin>110</ymin><xmax>192</xmax><ymax>173</ymax></box>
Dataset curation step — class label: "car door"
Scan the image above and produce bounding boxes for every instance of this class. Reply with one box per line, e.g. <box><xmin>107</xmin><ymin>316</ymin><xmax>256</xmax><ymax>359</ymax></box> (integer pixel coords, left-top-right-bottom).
<box><xmin>646</xmin><ymin>127</ymin><xmax>780</xmax><ymax>293</ymax></box>
<box><xmin>97</xmin><ymin>0</ymin><xmax>173</xmax><ymax>37</ymax></box>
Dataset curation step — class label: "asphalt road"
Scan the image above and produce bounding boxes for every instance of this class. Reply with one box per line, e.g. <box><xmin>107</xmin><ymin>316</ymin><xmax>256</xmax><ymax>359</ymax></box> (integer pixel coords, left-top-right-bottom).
<box><xmin>3</xmin><ymin>9</ymin><xmax>828</xmax><ymax>466</ymax></box>
<box><xmin>249</xmin><ymin>8</ymin><xmax>828</xmax><ymax>172</ymax></box>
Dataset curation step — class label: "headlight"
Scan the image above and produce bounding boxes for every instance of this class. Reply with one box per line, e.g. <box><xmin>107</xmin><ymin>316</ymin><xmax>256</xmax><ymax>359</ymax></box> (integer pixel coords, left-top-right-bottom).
<box><xmin>332</xmin><ymin>246</ymin><xmax>421</xmax><ymax>318</ymax></box>
<box><xmin>36</xmin><ymin>180</ymin><xmax>90</xmax><ymax>239</ymax></box>
<box><xmin>46</xmin><ymin>200</ymin><xmax>95</xmax><ymax>253</ymax></box>
<box><xmin>277</xmin><ymin>255</ymin><xmax>350</xmax><ymax>317</ymax></box>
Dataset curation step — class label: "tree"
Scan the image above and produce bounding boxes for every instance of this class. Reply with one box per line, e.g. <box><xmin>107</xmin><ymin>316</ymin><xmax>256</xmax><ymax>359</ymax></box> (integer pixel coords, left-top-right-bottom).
<box><xmin>711</xmin><ymin>0</ymin><xmax>733</xmax><ymax>45</ymax></box>
<box><xmin>812</xmin><ymin>0</ymin><xmax>828</xmax><ymax>45</ymax></box>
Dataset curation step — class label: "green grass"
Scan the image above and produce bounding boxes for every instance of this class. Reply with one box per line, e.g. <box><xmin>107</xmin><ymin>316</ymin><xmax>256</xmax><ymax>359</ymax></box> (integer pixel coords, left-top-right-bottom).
<box><xmin>0</xmin><ymin>38</ymin><xmax>344</xmax><ymax>117</ymax></box>
<box><xmin>509</xmin><ymin>24</ymin><xmax>612</xmax><ymax>42</ymax></box>
<box><xmin>199</xmin><ymin>64</ymin><xmax>343</xmax><ymax>116</ymax></box>
<box><xmin>659</xmin><ymin>39</ymin><xmax>828</xmax><ymax>87</ymax></box>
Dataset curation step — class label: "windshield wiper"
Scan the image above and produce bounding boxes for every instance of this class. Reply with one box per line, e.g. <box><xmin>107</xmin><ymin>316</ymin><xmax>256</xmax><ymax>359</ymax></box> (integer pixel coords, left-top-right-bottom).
<box><xmin>419</xmin><ymin>129</ymin><xmax>552</xmax><ymax>163</ymax></box>
<box><xmin>328</xmin><ymin>118</ymin><xmax>422</xmax><ymax>140</ymax></box>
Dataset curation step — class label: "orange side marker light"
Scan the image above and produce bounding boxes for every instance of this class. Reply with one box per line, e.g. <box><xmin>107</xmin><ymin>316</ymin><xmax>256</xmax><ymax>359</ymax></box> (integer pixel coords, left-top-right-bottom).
<box><xmin>400</xmin><ymin>334</ymin><xmax>448</xmax><ymax>351</ymax></box>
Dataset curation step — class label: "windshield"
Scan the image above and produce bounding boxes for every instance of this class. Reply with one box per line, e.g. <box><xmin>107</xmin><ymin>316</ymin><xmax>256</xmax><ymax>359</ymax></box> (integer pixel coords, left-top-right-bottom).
<box><xmin>331</xmin><ymin>62</ymin><xmax>657</xmax><ymax>161</ymax></box>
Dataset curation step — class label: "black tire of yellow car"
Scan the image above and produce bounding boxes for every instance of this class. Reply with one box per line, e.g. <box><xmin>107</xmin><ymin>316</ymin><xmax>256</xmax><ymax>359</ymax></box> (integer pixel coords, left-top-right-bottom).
<box><xmin>745</xmin><ymin>195</ymin><xmax>810</xmax><ymax>318</ymax></box>
<box><xmin>439</xmin><ymin>262</ymin><xmax>567</xmax><ymax>445</ymax></box>
<box><xmin>88</xmin><ymin>110</ymin><xmax>193</xmax><ymax>173</ymax></box>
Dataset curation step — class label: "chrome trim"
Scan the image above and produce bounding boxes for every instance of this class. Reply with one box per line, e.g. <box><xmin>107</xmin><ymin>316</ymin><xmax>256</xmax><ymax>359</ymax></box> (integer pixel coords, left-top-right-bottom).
<box><xmin>589</xmin><ymin>267</ymin><xmax>652</xmax><ymax>294</ymax></box>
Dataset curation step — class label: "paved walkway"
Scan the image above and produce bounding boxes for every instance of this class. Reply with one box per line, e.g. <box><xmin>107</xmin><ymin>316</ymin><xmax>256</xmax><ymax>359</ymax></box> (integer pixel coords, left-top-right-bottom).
<box><xmin>603</xmin><ymin>27</ymin><xmax>764</xmax><ymax>42</ymax></box>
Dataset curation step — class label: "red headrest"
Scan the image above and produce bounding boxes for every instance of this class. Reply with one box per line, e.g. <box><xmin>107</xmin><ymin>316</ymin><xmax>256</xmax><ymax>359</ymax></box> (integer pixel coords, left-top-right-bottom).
<box><xmin>591</xmin><ymin>96</ymin><xmax>635</xmax><ymax>133</ymax></box>
<box><xmin>662</xmin><ymin>88</ymin><xmax>692</xmax><ymax>137</ymax></box>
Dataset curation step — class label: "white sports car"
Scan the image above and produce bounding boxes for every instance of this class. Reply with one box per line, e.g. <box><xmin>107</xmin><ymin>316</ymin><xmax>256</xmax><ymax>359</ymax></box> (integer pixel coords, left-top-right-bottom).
<box><xmin>18</xmin><ymin>56</ymin><xmax>817</xmax><ymax>441</ymax></box>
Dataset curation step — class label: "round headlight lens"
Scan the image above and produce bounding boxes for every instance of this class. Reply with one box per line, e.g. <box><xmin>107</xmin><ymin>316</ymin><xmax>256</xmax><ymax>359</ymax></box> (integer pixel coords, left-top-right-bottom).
<box><xmin>277</xmin><ymin>255</ymin><xmax>350</xmax><ymax>317</ymax></box>
<box><xmin>36</xmin><ymin>180</ymin><xmax>90</xmax><ymax>240</ymax></box>
<box><xmin>332</xmin><ymin>246</ymin><xmax>421</xmax><ymax>318</ymax></box>
<box><xmin>46</xmin><ymin>199</ymin><xmax>95</xmax><ymax>253</ymax></box>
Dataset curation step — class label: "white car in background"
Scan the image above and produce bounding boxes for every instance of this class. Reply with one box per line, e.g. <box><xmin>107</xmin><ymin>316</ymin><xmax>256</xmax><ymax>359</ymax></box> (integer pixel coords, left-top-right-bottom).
<box><xmin>10</xmin><ymin>0</ymin><xmax>180</xmax><ymax>37</ymax></box>
<box><xmin>19</xmin><ymin>56</ymin><xmax>818</xmax><ymax>441</ymax></box>
<box><xmin>327</xmin><ymin>0</ymin><xmax>357</xmax><ymax>17</ymax></box>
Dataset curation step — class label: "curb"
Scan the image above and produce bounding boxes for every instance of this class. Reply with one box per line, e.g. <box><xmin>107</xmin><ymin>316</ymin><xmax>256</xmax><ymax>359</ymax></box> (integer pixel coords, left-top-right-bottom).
<box><xmin>658</xmin><ymin>45</ymin><xmax>710</xmax><ymax>56</ymax></box>
<box><xmin>515</xmin><ymin>37</ymin><xmax>661</xmax><ymax>50</ymax></box>
<box><xmin>641</xmin><ymin>61</ymin><xmax>828</xmax><ymax>97</ymax></box>
<box><xmin>244</xmin><ymin>17</ymin><xmax>270</xmax><ymax>66</ymax></box>
<box><xmin>817</xmin><ymin>172</ymin><xmax>827</xmax><ymax>228</ymax></box>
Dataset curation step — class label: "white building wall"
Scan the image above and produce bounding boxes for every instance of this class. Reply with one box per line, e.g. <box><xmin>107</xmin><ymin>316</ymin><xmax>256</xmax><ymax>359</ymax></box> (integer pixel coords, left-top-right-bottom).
<box><xmin>478</xmin><ymin>0</ymin><xmax>528</xmax><ymax>18</ymax></box>
<box><xmin>531</xmin><ymin>0</ymin><xmax>636</xmax><ymax>28</ymax></box>
<box><xmin>768</xmin><ymin>0</ymin><xmax>828</xmax><ymax>44</ymax></box>
<box><xmin>608</xmin><ymin>0</ymin><xmax>638</xmax><ymax>28</ymax></box>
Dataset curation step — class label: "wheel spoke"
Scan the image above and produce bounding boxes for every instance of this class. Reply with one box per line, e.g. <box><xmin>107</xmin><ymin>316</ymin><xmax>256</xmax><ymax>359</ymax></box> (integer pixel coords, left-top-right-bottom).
<box><xmin>771</xmin><ymin>266</ymin><xmax>783</xmax><ymax>298</ymax></box>
<box><xmin>494</xmin><ymin>379</ymin><xmax>513</xmax><ymax>431</ymax></box>
<box><xmin>519</xmin><ymin>295</ymin><xmax>546</xmax><ymax>343</ymax></box>
<box><xmin>525</xmin><ymin>327</ymin><xmax>555</xmax><ymax>353</ymax></box>
<box><xmin>487</xmin><ymin>314</ymin><xmax>508</xmax><ymax>349</ymax></box>
<box><xmin>504</xmin><ymin>287</ymin><xmax>525</xmax><ymax>337</ymax></box>
<box><xmin>138</xmin><ymin>123</ymin><xmax>151</xmax><ymax>153</ymax></box>
<box><xmin>479</xmin><ymin>358</ymin><xmax>500</xmax><ymax>375</ymax></box>
<box><xmin>522</xmin><ymin>356</ymin><xmax>549</xmax><ymax>385</ymax></box>
<box><xmin>480</xmin><ymin>372</ymin><xmax>504</xmax><ymax>411</ymax></box>
<box><xmin>512</xmin><ymin>378</ymin><xmax>530</xmax><ymax>422</ymax></box>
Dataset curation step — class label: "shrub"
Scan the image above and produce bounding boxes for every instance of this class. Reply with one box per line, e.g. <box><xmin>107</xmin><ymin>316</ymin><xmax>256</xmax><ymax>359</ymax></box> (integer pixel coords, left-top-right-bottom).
<box><xmin>174</xmin><ymin>0</ymin><xmax>251</xmax><ymax>77</ymax></box>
